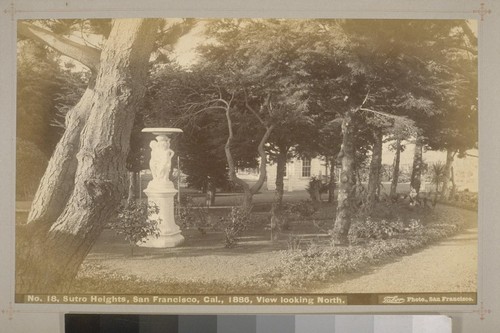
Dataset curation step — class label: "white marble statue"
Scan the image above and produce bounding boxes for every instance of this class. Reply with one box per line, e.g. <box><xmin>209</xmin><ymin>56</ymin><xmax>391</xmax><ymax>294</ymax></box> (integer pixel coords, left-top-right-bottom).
<box><xmin>149</xmin><ymin>136</ymin><xmax>174</xmax><ymax>185</ymax></box>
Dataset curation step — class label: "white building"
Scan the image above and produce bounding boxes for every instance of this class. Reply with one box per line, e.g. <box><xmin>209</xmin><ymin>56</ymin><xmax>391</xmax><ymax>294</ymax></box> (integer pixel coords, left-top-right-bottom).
<box><xmin>266</xmin><ymin>157</ymin><xmax>330</xmax><ymax>191</ymax></box>
<box><xmin>265</xmin><ymin>149</ymin><xmax>478</xmax><ymax>193</ymax></box>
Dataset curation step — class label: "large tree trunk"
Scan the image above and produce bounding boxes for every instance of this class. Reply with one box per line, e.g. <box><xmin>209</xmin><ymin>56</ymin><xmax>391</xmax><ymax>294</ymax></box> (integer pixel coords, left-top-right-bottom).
<box><xmin>274</xmin><ymin>144</ymin><xmax>289</xmax><ymax>209</ymax></box>
<box><xmin>440</xmin><ymin>148</ymin><xmax>456</xmax><ymax>199</ymax></box>
<box><xmin>333</xmin><ymin>110</ymin><xmax>357</xmax><ymax>245</ymax></box>
<box><xmin>17</xmin><ymin>19</ymin><xmax>160</xmax><ymax>293</ymax></box>
<box><xmin>27</xmin><ymin>88</ymin><xmax>94</xmax><ymax>226</ymax></box>
<box><xmin>389</xmin><ymin>138</ymin><xmax>401</xmax><ymax>199</ymax></box>
<box><xmin>365</xmin><ymin>128</ymin><xmax>383</xmax><ymax>213</ymax></box>
<box><xmin>410</xmin><ymin>136</ymin><xmax>424</xmax><ymax>194</ymax></box>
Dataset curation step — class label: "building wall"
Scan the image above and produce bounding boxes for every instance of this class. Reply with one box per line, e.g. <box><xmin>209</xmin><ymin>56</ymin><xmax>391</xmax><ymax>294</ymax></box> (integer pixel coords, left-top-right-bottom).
<box><xmin>266</xmin><ymin>152</ymin><xmax>478</xmax><ymax>193</ymax></box>
<box><xmin>266</xmin><ymin>157</ymin><xmax>327</xmax><ymax>191</ymax></box>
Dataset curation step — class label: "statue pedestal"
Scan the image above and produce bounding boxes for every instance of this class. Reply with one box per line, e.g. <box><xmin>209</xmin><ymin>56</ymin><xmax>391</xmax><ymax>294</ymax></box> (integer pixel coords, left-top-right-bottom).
<box><xmin>139</xmin><ymin>127</ymin><xmax>184</xmax><ymax>248</ymax></box>
<box><xmin>139</xmin><ymin>182</ymin><xmax>184</xmax><ymax>248</ymax></box>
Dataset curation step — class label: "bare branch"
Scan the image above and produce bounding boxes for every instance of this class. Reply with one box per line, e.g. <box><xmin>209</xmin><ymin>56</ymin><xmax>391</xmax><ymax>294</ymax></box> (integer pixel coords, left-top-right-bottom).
<box><xmin>360</xmin><ymin>107</ymin><xmax>406</xmax><ymax>120</ymax></box>
<box><xmin>360</xmin><ymin>89</ymin><xmax>371</xmax><ymax>108</ymax></box>
<box><xmin>18</xmin><ymin>21</ymin><xmax>101</xmax><ymax>74</ymax></box>
<box><xmin>244</xmin><ymin>90</ymin><xmax>266</xmax><ymax>125</ymax></box>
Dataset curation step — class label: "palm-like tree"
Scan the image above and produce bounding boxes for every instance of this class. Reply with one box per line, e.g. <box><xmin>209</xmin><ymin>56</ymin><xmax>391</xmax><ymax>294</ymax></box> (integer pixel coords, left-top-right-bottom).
<box><xmin>430</xmin><ymin>162</ymin><xmax>447</xmax><ymax>193</ymax></box>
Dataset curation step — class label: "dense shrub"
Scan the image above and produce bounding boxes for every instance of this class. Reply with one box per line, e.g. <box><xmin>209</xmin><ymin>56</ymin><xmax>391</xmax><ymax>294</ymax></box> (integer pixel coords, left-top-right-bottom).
<box><xmin>176</xmin><ymin>195</ymin><xmax>214</xmax><ymax>234</ymax></box>
<box><xmin>348</xmin><ymin>217</ymin><xmax>405</xmax><ymax>242</ymax></box>
<box><xmin>439</xmin><ymin>191</ymin><xmax>478</xmax><ymax>210</ymax></box>
<box><xmin>220</xmin><ymin>207</ymin><xmax>252</xmax><ymax>248</ymax></box>
<box><xmin>306</xmin><ymin>177</ymin><xmax>327</xmax><ymax>202</ymax></box>
<box><xmin>110</xmin><ymin>201</ymin><xmax>160</xmax><ymax>254</ymax></box>
<box><xmin>285</xmin><ymin>200</ymin><xmax>318</xmax><ymax>219</ymax></box>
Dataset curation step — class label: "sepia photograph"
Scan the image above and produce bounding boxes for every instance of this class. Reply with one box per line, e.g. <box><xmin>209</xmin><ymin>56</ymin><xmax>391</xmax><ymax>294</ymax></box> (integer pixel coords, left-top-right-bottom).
<box><xmin>14</xmin><ymin>17</ymin><xmax>478</xmax><ymax>306</ymax></box>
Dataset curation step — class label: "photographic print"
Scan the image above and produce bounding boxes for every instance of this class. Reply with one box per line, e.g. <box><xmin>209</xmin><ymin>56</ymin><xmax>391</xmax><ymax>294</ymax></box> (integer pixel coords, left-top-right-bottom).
<box><xmin>15</xmin><ymin>17</ymin><xmax>478</xmax><ymax>306</ymax></box>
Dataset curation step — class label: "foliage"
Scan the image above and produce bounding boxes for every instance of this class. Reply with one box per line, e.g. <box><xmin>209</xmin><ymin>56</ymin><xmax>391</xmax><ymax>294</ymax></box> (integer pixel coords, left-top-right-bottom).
<box><xmin>144</xmin><ymin>65</ymin><xmax>258</xmax><ymax>192</ymax></box>
<box><xmin>17</xmin><ymin>41</ymin><xmax>66</xmax><ymax>155</ymax></box>
<box><xmin>253</xmin><ymin>214</ymin><xmax>464</xmax><ymax>290</ymax></box>
<box><xmin>348</xmin><ymin>217</ymin><xmax>423</xmax><ymax>243</ymax></box>
<box><xmin>176</xmin><ymin>197</ymin><xmax>254</xmax><ymax>247</ymax></box>
<box><xmin>305</xmin><ymin>177</ymin><xmax>327</xmax><ymax>202</ymax></box>
<box><xmin>219</xmin><ymin>207</ymin><xmax>252</xmax><ymax>248</ymax></box>
<box><xmin>110</xmin><ymin>201</ymin><xmax>161</xmax><ymax>253</ymax></box>
<box><xmin>175</xmin><ymin>195</ymin><xmax>214</xmax><ymax>234</ymax></box>
<box><xmin>268</xmin><ymin>200</ymin><xmax>319</xmax><ymax>239</ymax></box>
<box><xmin>285</xmin><ymin>200</ymin><xmax>318</xmax><ymax>219</ymax></box>
<box><xmin>52</xmin><ymin>67</ymin><xmax>89</xmax><ymax>130</ymax></box>
<box><xmin>428</xmin><ymin>162</ymin><xmax>447</xmax><ymax>192</ymax></box>
<box><xmin>16</xmin><ymin>138</ymin><xmax>49</xmax><ymax>200</ymax></box>
<box><xmin>439</xmin><ymin>190</ymin><xmax>478</xmax><ymax>211</ymax></box>
<box><xmin>348</xmin><ymin>217</ymin><xmax>405</xmax><ymax>242</ymax></box>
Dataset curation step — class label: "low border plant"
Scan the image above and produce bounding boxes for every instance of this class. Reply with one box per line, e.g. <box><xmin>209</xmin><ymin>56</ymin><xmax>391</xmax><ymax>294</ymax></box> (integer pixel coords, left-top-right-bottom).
<box><xmin>250</xmin><ymin>208</ymin><xmax>468</xmax><ymax>290</ymax></box>
<box><xmin>110</xmin><ymin>201</ymin><xmax>161</xmax><ymax>255</ymax></box>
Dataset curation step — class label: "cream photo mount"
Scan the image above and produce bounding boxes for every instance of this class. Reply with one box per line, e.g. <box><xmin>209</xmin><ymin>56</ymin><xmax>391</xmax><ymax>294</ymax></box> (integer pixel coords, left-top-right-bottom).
<box><xmin>1</xmin><ymin>1</ymin><xmax>498</xmax><ymax>332</ymax></box>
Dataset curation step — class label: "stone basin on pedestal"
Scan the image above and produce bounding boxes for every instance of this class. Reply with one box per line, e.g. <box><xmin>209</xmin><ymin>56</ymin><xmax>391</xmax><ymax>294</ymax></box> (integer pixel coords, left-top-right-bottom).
<box><xmin>139</xmin><ymin>128</ymin><xmax>184</xmax><ymax>248</ymax></box>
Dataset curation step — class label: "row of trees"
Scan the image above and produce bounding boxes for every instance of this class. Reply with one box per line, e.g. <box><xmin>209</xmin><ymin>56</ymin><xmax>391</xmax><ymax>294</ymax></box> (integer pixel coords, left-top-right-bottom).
<box><xmin>16</xmin><ymin>18</ymin><xmax>477</xmax><ymax>292</ymax></box>
<box><xmin>144</xmin><ymin>19</ymin><xmax>477</xmax><ymax>244</ymax></box>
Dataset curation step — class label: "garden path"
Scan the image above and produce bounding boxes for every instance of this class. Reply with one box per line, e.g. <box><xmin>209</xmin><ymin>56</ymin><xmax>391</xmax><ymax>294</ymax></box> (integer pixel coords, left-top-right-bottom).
<box><xmin>313</xmin><ymin>208</ymin><xmax>477</xmax><ymax>293</ymax></box>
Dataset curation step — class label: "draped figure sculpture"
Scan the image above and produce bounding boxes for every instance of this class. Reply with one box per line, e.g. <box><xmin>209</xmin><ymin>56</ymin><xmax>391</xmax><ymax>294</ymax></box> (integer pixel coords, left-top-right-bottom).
<box><xmin>149</xmin><ymin>135</ymin><xmax>175</xmax><ymax>188</ymax></box>
<box><xmin>141</xmin><ymin>128</ymin><xmax>184</xmax><ymax>248</ymax></box>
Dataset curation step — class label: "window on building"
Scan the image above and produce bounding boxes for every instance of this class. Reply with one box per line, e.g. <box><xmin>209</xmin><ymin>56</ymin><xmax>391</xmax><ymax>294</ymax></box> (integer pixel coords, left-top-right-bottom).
<box><xmin>302</xmin><ymin>158</ymin><xmax>311</xmax><ymax>177</ymax></box>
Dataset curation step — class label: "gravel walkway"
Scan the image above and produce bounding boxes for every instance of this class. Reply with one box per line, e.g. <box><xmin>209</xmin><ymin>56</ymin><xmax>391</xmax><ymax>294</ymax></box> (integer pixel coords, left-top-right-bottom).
<box><xmin>314</xmin><ymin>226</ymin><xmax>477</xmax><ymax>293</ymax></box>
<box><xmin>85</xmin><ymin>251</ymin><xmax>281</xmax><ymax>283</ymax></box>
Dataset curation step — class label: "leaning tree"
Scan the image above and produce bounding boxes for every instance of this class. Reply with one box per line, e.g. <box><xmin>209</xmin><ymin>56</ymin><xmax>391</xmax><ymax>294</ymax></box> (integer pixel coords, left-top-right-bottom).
<box><xmin>16</xmin><ymin>19</ymin><xmax>162</xmax><ymax>293</ymax></box>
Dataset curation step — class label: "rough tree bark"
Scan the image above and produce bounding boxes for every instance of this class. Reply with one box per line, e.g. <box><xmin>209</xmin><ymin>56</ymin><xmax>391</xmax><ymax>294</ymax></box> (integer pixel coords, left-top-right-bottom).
<box><xmin>27</xmin><ymin>88</ymin><xmax>95</xmax><ymax>225</ymax></box>
<box><xmin>126</xmin><ymin>171</ymin><xmax>139</xmax><ymax>206</ymax></box>
<box><xmin>17</xmin><ymin>19</ymin><xmax>160</xmax><ymax>293</ymax></box>
<box><xmin>410</xmin><ymin>136</ymin><xmax>424</xmax><ymax>194</ymax></box>
<box><xmin>440</xmin><ymin>148</ymin><xmax>456</xmax><ymax>199</ymax></box>
<box><xmin>365</xmin><ymin>128</ymin><xmax>383</xmax><ymax>213</ymax></box>
<box><xmin>326</xmin><ymin>157</ymin><xmax>336</xmax><ymax>203</ymax></box>
<box><xmin>333</xmin><ymin>109</ymin><xmax>357</xmax><ymax>245</ymax></box>
<box><xmin>389</xmin><ymin>138</ymin><xmax>401</xmax><ymax>199</ymax></box>
<box><xmin>21</xmin><ymin>20</ymin><xmax>102</xmax><ymax>225</ymax></box>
